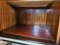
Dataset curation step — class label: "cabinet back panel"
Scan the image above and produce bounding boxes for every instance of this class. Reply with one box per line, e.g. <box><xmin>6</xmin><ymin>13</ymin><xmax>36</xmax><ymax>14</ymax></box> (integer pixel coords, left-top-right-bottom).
<box><xmin>18</xmin><ymin>8</ymin><xmax>47</xmax><ymax>25</ymax></box>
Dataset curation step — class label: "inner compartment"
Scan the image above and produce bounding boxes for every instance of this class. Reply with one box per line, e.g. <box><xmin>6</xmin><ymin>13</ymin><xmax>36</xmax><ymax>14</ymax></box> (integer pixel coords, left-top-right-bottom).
<box><xmin>0</xmin><ymin>7</ymin><xmax>59</xmax><ymax>43</ymax></box>
<box><xmin>17</xmin><ymin>8</ymin><xmax>47</xmax><ymax>25</ymax></box>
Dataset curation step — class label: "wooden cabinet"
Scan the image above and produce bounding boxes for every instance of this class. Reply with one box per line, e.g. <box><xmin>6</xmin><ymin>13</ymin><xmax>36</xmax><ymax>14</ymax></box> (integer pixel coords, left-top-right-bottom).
<box><xmin>0</xmin><ymin>1</ymin><xmax>60</xmax><ymax>44</ymax></box>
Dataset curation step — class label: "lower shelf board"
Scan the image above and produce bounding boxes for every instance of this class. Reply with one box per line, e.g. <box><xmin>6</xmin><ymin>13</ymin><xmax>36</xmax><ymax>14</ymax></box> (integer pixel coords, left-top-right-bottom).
<box><xmin>0</xmin><ymin>25</ymin><xmax>55</xmax><ymax>43</ymax></box>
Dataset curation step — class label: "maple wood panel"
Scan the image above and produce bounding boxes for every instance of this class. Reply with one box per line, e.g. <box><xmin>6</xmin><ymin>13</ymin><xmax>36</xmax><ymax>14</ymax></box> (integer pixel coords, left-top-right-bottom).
<box><xmin>0</xmin><ymin>1</ymin><xmax>16</xmax><ymax>30</ymax></box>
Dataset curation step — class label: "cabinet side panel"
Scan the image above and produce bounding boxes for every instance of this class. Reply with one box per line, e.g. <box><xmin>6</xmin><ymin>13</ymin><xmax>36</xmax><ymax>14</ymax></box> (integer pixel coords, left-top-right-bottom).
<box><xmin>0</xmin><ymin>1</ymin><xmax>16</xmax><ymax>31</ymax></box>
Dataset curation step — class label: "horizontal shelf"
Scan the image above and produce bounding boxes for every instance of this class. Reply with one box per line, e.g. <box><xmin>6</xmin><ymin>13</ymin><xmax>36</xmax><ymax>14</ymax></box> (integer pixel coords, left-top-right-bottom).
<box><xmin>0</xmin><ymin>25</ymin><xmax>55</xmax><ymax>43</ymax></box>
<box><xmin>7</xmin><ymin>1</ymin><xmax>53</xmax><ymax>8</ymax></box>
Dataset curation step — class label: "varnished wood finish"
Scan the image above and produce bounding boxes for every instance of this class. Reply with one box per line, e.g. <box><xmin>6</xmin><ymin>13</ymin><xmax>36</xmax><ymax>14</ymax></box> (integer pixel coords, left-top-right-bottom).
<box><xmin>18</xmin><ymin>8</ymin><xmax>47</xmax><ymax>25</ymax></box>
<box><xmin>0</xmin><ymin>1</ymin><xmax>59</xmax><ymax>44</ymax></box>
<box><xmin>17</xmin><ymin>8</ymin><xmax>59</xmax><ymax>42</ymax></box>
<box><xmin>47</xmin><ymin>1</ymin><xmax>59</xmax><ymax>41</ymax></box>
<box><xmin>52</xmin><ymin>1</ymin><xmax>60</xmax><ymax>9</ymax></box>
<box><xmin>47</xmin><ymin>9</ymin><xmax>59</xmax><ymax>41</ymax></box>
<box><xmin>0</xmin><ymin>1</ymin><xmax>16</xmax><ymax>30</ymax></box>
<box><xmin>0</xmin><ymin>25</ymin><xmax>55</xmax><ymax>43</ymax></box>
<box><xmin>6</xmin><ymin>0</ymin><xmax>53</xmax><ymax>7</ymax></box>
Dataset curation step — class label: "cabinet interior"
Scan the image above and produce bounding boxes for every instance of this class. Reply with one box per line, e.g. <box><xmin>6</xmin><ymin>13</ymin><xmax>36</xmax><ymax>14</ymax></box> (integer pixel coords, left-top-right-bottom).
<box><xmin>0</xmin><ymin>2</ymin><xmax>59</xmax><ymax>44</ymax></box>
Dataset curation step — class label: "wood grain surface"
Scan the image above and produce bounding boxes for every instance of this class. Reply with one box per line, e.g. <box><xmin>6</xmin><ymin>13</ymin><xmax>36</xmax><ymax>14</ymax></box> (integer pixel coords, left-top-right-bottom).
<box><xmin>0</xmin><ymin>1</ymin><xmax>16</xmax><ymax>30</ymax></box>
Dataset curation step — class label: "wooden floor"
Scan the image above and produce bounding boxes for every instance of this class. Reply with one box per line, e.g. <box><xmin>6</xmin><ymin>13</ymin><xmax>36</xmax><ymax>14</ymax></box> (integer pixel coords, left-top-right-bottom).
<box><xmin>0</xmin><ymin>25</ymin><xmax>55</xmax><ymax>43</ymax></box>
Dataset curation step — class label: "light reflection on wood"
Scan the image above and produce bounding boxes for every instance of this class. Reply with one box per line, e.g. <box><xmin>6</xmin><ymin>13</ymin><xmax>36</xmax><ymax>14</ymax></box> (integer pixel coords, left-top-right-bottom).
<box><xmin>19</xmin><ymin>9</ymin><xmax>47</xmax><ymax>25</ymax></box>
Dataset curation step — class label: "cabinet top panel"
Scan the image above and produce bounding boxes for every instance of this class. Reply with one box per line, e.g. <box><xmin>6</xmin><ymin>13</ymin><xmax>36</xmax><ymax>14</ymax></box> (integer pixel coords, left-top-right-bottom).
<box><xmin>6</xmin><ymin>0</ymin><xmax>54</xmax><ymax>2</ymax></box>
<box><xmin>6</xmin><ymin>0</ymin><xmax>54</xmax><ymax>7</ymax></box>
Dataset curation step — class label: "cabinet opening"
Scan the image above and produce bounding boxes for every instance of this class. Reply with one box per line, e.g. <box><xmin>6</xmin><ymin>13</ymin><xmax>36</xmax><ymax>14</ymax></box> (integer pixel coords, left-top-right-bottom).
<box><xmin>0</xmin><ymin>4</ymin><xmax>59</xmax><ymax>44</ymax></box>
